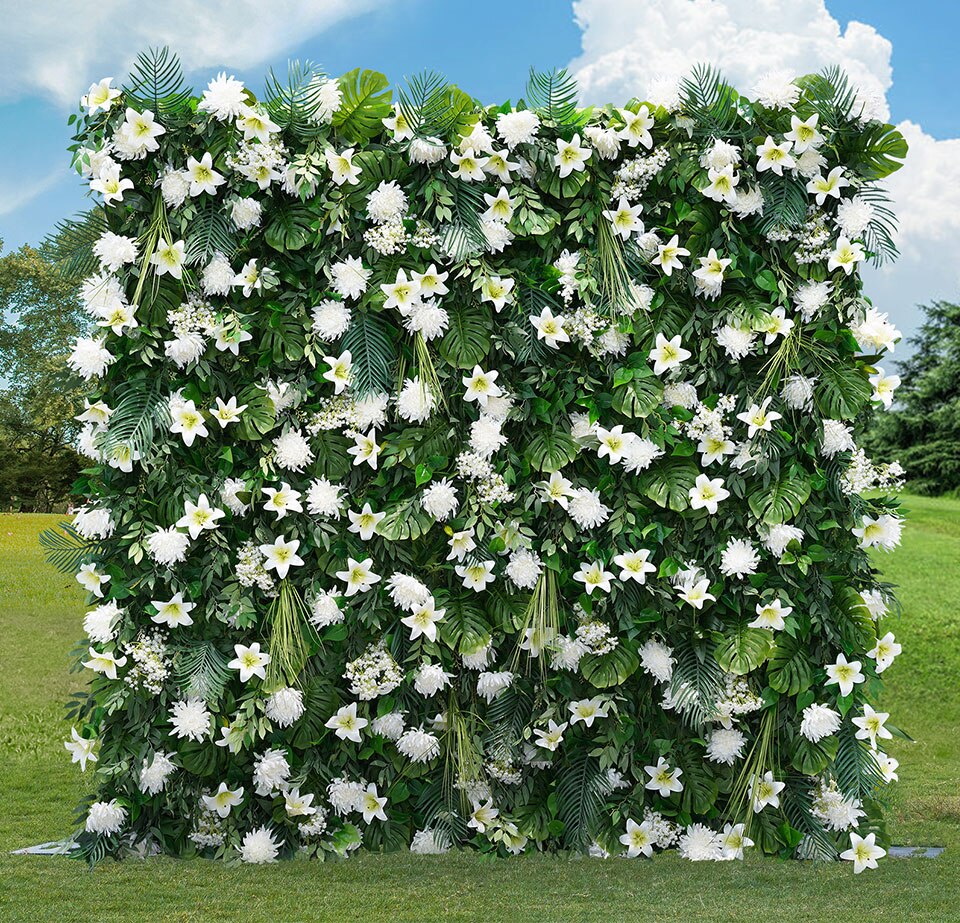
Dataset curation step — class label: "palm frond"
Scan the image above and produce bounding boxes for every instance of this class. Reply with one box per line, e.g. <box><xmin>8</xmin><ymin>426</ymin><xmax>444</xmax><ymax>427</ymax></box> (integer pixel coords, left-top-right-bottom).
<box><xmin>43</xmin><ymin>210</ymin><xmax>108</xmax><ymax>279</ymax></box>
<box><xmin>679</xmin><ymin>63</ymin><xmax>742</xmax><ymax>135</ymax></box>
<box><xmin>525</xmin><ymin>67</ymin><xmax>581</xmax><ymax>125</ymax></box>
<box><xmin>98</xmin><ymin>378</ymin><xmax>169</xmax><ymax>458</ymax></box>
<box><xmin>801</xmin><ymin>66</ymin><xmax>861</xmax><ymax>127</ymax></box>
<box><xmin>667</xmin><ymin>642</ymin><xmax>724</xmax><ymax>727</ymax></box>
<box><xmin>172</xmin><ymin>640</ymin><xmax>233</xmax><ymax>702</ymax></box>
<box><xmin>556</xmin><ymin>752</ymin><xmax>608</xmax><ymax>849</ymax></box>
<box><xmin>39</xmin><ymin>522</ymin><xmax>100</xmax><ymax>574</ymax></box>
<box><xmin>183</xmin><ymin>203</ymin><xmax>238</xmax><ymax>264</ymax></box>
<box><xmin>755</xmin><ymin>174</ymin><xmax>808</xmax><ymax>237</ymax></box>
<box><xmin>782</xmin><ymin>779</ymin><xmax>840</xmax><ymax>860</ymax></box>
<box><xmin>341</xmin><ymin>310</ymin><xmax>396</xmax><ymax>397</ymax></box>
<box><xmin>397</xmin><ymin>71</ymin><xmax>476</xmax><ymax>139</ymax></box>
<box><xmin>263</xmin><ymin>60</ymin><xmax>329</xmax><ymax>135</ymax></box>
<box><xmin>122</xmin><ymin>47</ymin><xmax>193</xmax><ymax>121</ymax></box>
<box><xmin>856</xmin><ymin>184</ymin><xmax>900</xmax><ymax>266</ymax></box>
<box><xmin>834</xmin><ymin>723</ymin><xmax>887</xmax><ymax>800</ymax></box>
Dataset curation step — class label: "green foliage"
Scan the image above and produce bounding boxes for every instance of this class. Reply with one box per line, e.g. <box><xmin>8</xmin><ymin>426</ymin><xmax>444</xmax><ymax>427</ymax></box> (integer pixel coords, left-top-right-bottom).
<box><xmin>397</xmin><ymin>71</ymin><xmax>475</xmax><ymax>139</ymax></box>
<box><xmin>39</xmin><ymin>522</ymin><xmax>98</xmax><ymax>574</ymax></box>
<box><xmin>171</xmin><ymin>641</ymin><xmax>233</xmax><ymax>702</ymax></box>
<box><xmin>341</xmin><ymin>310</ymin><xmax>396</xmax><ymax>396</ymax></box>
<box><xmin>580</xmin><ymin>643</ymin><xmax>639</xmax><ymax>688</ymax></box>
<box><xmin>264</xmin><ymin>60</ymin><xmax>329</xmax><ymax>135</ymax></box>
<box><xmin>97</xmin><ymin>379</ymin><xmax>170</xmax><ymax>458</ymax></box>
<box><xmin>122</xmin><ymin>47</ymin><xmax>193</xmax><ymax>120</ymax></box>
<box><xmin>815</xmin><ymin>363</ymin><xmax>872</xmax><ymax>420</ymax></box>
<box><xmin>767</xmin><ymin>633</ymin><xmax>815</xmax><ymax>695</ymax></box>
<box><xmin>715</xmin><ymin>619</ymin><xmax>774</xmax><ymax>675</ymax></box>
<box><xmin>43</xmin><ymin>210</ymin><xmax>108</xmax><ymax>279</ymax></box>
<box><xmin>333</xmin><ymin>68</ymin><xmax>393</xmax><ymax>143</ymax></box>
<box><xmin>555</xmin><ymin>753</ymin><xmax>607</xmax><ymax>848</ymax></box>
<box><xmin>438</xmin><ymin>302</ymin><xmax>492</xmax><ymax>369</ymax></box>
<box><xmin>644</xmin><ymin>459</ymin><xmax>699</xmax><ymax>511</ymax></box>
<box><xmin>525</xmin><ymin>67</ymin><xmax>582</xmax><ymax>126</ymax></box>
<box><xmin>748</xmin><ymin>470</ymin><xmax>811</xmax><ymax>525</ymax></box>
<box><xmin>678</xmin><ymin>63</ymin><xmax>742</xmax><ymax>135</ymax></box>
<box><xmin>523</xmin><ymin>429</ymin><xmax>579</xmax><ymax>473</ymax></box>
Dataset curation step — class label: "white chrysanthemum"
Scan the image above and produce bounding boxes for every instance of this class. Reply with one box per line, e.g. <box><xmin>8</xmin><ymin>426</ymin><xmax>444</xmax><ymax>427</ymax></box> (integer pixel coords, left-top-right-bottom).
<box><xmin>476</xmin><ymin>671</ymin><xmax>514</xmax><ymax>703</ymax></box>
<box><xmin>662</xmin><ymin>382</ymin><xmax>698</xmax><ymax>409</ymax></box>
<box><xmin>160</xmin><ymin>168</ymin><xmax>190</xmax><ymax>208</ymax></box>
<box><xmin>329</xmin><ymin>256</ymin><xmax>372</xmax><ymax>300</ymax></box>
<box><xmin>387</xmin><ymin>573</ymin><xmax>431</xmax><ymax>612</ymax></box>
<box><xmin>836</xmin><ymin>196</ymin><xmax>874</xmax><ymax>238</ymax></box>
<box><xmin>169</xmin><ymin>697</ymin><xmax>211</xmax><ymax>741</ymax></box>
<box><xmin>253</xmin><ymin>748</ymin><xmax>291</xmax><ymax>795</ymax></box>
<box><xmin>701</xmin><ymin>139</ymin><xmax>740</xmax><ymax>171</ymax></box>
<box><xmin>410</xmin><ymin>828</ymin><xmax>451</xmax><ymax>854</ymax></box>
<box><xmin>795</xmin><ymin>147</ymin><xmax>827</xmax><ymax>179</ymax></box>
<box><xmin>731</xmin><ymin>185</ymin><xmax>764</xmax><ymax>216</ymax></box>
<box><xmin>327</xmin><ymin>778</ymin><xmax>364</xmax><ymax>815</ymax></box>
<box><xmin>622</xmin><ymin>438</ymin><xmax>664</xmax><ymax>473</ymax></box>
<box><xmin>397</xmin><ymin>727</ymin><xmax>441</xmax><ymax>763</ymax></box>
<box><xmin>73</xmin><ymin>507</ymin><xmax>115</xmax><ymax>539</ymax></box>
<box><xmin>68</xmin><ymin>337</ymin><xmax>114</xmax><ymax>379</ymax></box>
<box><xmin>715</xmin><ymin>324</ymin><xmax>755</xmax><ymax>360</ymax></box>
<box><xmin>309</xmin><ymin>77</ymin><xmax>343</xmax><ymax>123</ymax></box>
<box><xmin>372</xmin><ymin>711</ymin><xmax>406</xmax><ymax>740</ymax></box>
<box><xmin>86</xmin><ymin>799</ymin><xmax>127</xmax><ymax>835</ymax></box>
<box><xmin>639</xmin><ymin>640</ymin><xmax>674</xmax><ymax>684</ymax></box>
<box><xmin>719</xmin><ymin>539</ymin><xmax>759</xmax><ymax>579</ymax></box>
<box><xmin>77</xmin><ymin>424</ymin><xmax>103</xmax><ymax>460</ymax></box>
<box><xmin>469</xmin><ymin>414</ymin><xmax>507</xmax><ymax>457</ymax></box>
<box><xmin>397</xmin><ymin>377</ymin><xmax>436</xmax><ymax>423</ymax></box>
<box><xmin>421</xmin><ymin>479</ymin><xmax>459</xmax><ymax>520</ymax></box>
<box><xmin>202</xmin><ymin>254</ymin><xmax>235</xmax><ymax>296</ymax></box>
<box><xmin>551</xmin><ymin>635</ymin><xmax>586</xmax><ymax>671</ymax></box>
<box><xmin>782</xmin><ymin>374</ymin><xmax>816</xmax><ymax>410</ymax></box>
<box><xmin>265</xmin><ymin>687</ymin><xmax>305</xmax><ymax>727</ymax></box>
<box><xmin>505</xmin><ymin>549</ymin><xmax>542</xmax><ymax>590</ymax></box>
<box><xmin>800</xmin><ymin>703</ymin><xmax>842</xmax><ymax>742</ymax></box>
<box><xmin>461</xmin><ymin>640</ymin><xmax>494</xmax><ymax>670</ymax></box>
<box><xmin>404</xmin><ymin>300</ymin><xmax>449</xmax><ymax>340</ymax></box>
<box><xmin>567</xmin><ymin>488</ymin><xmax>610</xmax><ymax>530</ymax></box>
<box><xmin>311</xmin><ymin>300</ymin><xmax>351</xmax><ymax>339</ymax></box>
<box><xmin>706</xmin><ymin>728</ymin><xmax>746</xmax><ymax>765</ymax></box>
<box><xmin>310</xmin><ymin>591</ymin><xmax>344</xmax><ymax>628</ymax></box>
<box><xmin>481</xmin><ymin>218</ymin><xmax>514</xmax><ymax>253</ymax></box>
<box><xmin>678</xmin><ymin>823</ymin><xmax>724</xmax><ymax>861</ymax></box>
<box><xmin>146</xmin><ymin>526</ymin><xmax>190</xmax><ymax>566</ymax></box>
<box><xmin>81</xmin><ymin>271</ymin><xmax>124</xmax><ymax>316</ymax></box>
<box><xmin>354</xmin><ymin>393</ymin><xmax>389</xmax><ymax>430</ymax></box>
<box><xmin>239</xmin><ymin>826</ymin><xmax>282</xmax><ymax>863</ymax></box>
<box><xmin>273</xmin><ymin>429</ymin><xmax>314</xmax><ymax>471</ymax></box>
<box><xmin>763</xmin><ymin>523</ymin><xmax>804</xmax><ymax>557</ymax></box>
<box><xmin>752</xmin><ymin>71</ymin><xmax>800</xmax><ymax>109</ymax></box>
<box><xmin>495</xmin><ymin>109</ymin><xmax>540</xmax><ymax>148</ymax></box>
<box><xmin>821</xmin><ymin>419</ymin><xmax>856</xmax><ymax>458</ymax></box>
<box><xmin>221</xmin><ymin>477</ymin><xmax>249</xmax><ymax>514</ymax></box>
<box><xmin>198</xmin><ymin>72</ymin><xmax>247</xmax><ymax>120</ymax></box>
<box><xmin>850</xmin><ymin>308</ymin><xmax>901</xmax><ymax>354</ymax></box>
<box><xmin>366</xmin><ymin>180</ymin><xmax>408</xmax><ymax>223</ymax></box>
<box><xmin>231</xmin><ymin>197</ymin><xmax>263</xmax><ymax>230</ymax></box>
<box><xmin>646</xmin><ymin>75</ymin><xmax>681</xmax><ymax>111</ymax></box>
<box><xmin>139</xmin><ymin>751</ymin><xmax>176</xmax><ymax>794</ymax></box>
<box><xmin>409</xmin><ymin>136</ymin><xmax>446</xmax><ymax>164</ymax></box>
<box><xmin>597</xmin><ymin>327</ymin><xmax>630</xmax><ymax>357</ymax></box>
<box><xmin>165</xmin><ymin>333</ymin><xmax>206</xmax><ymax>368</ymax></box>
<box><xmin>792</xmin><ymin>279</ymin><xmax>833</xmax><ymax>322</ymax></box>
<box><xmin>306</xmin><ymin>477</ymin><xmax>344</xmax><ymax>518</ymax></box>
<box><xmin>94</xmin><ymin>232</ymin><xmax>138</xmax><ymax>271</ymax></box>
<box><xmin>584</xmin><ymin>125</ymin><xmax>621</xmax><ymax>160</ymax></box>
<box><xmin>414</xmin><ymin>663</ymin><xmax>453</xmax><ymax>697</ymax></box>
<box><xmin>569</xmin><ymin>412</ymin><xmax>596</xmax><ymax>442</ymax></box>
<box><xmin>861</xmin><ymin>589</ymin><xmax>888</xmax><ymax>620</ymax></box>
<box><xmin>84</xmin><ymin>601</ymin><xmax>122</xmax><ymax>643</ymax></box>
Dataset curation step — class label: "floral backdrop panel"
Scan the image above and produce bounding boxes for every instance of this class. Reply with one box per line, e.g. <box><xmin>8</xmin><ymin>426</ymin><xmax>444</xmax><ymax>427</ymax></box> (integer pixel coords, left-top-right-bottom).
<box><xmin>53</xmin><ymin>50</ymin><xmax>907</xmax><ymax>871</ymax></box>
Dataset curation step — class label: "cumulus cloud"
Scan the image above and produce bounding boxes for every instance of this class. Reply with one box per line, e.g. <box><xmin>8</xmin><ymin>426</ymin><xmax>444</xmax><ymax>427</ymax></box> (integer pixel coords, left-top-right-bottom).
<box><xmin>0</xmin><ymin>0</ymin><xmax>389</xmax><ymax>107</ymax></box>
<box><xmin>568</xmin><ymin>0</ymin><xmax>959</xmax><ymax>346</ymax></box>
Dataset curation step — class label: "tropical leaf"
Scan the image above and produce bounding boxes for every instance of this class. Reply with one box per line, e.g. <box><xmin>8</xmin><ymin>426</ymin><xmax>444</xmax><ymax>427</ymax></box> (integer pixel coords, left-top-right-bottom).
<box><xmin>332</xmin><ymin>68</ymin><xmax>392</xmax><ymax>143</ymax></box>
<box><xmin>438</xmin><ymin>303</ymin><xmax>492</xmax><ymax>369</ymax></box>
<box><xmin>43</xmin><ymin>209</ymin><xmax>107</xmax><ymax>278</ymax></box>
<box><xmin>264</xmin><ymin>202</ymin><xmax>314</xmax><ymax>253</ymax></box>
<box><xmin>612</xmin><ymin>369</ymin><xmax>663</xmax><ymax>418</ymax></box>
<box><xmin>233</xmin><ymin>384</ymin><xmax>277</xmax><ymax>441</ymax></box>
<box><xmin>122</xmin><ymin>46</ymin><xmax>193</xmax><ymax>120</ymax></box>
<box><xmin>289</xmin><ymin>675</ymin><xmax>339</xmax><ymax>749</ymax></box>
<box><xmin>183</xmin><ymin>203</ymin><xmax>237</xmax><ymax>263</ymax></box>
<box><xmin>555</xmin><ymin>752</ymin><xmax>607</xmax><ymax>848</ymax></box>
<box><xmin>397</xmin><ymin>71</ymin><xmax>476</xmax><ymax>139</ymax></box>
<box><xmin>98</xmin><ymin>379</ymin><xmax>170</xmax><ymax>458</ymax></box>
<box><xmin>790</xmin><ymin>734</ymin><xmax>838</xmax><ymax>776</ymax></box>
<box><xmin>678</xmin><ymin>63</ymin><xmax>741</xmax><ymax>135</ymax></box>
<box><xmin>341</xmin><ymin>310</ymin><xmax>396</xmax><ymax>396</ymax></box>
<box><xmin>581</xmin><ymin>643</ymin><xmax>639</xmax><ymax>688</ymax></box>
<box><xmin>767</xmin><ymin>633</ymin><xmax>815</xmax><ymax>695</ymax></box>
<box><xmin>756</xmin><ymin>174</ymin><xmax>808</xmax><ymax>236</ymax></box>
<box><xmin>310</xmin><ymin>431</ymin><xmax>352</xmax><ymax>479</ymax></box>
<box><xmin>844</xmin><ymin>121</ymin><xmax>908</xmax><ymax>181</ymax></box>
<box><xmin>668</xmin><ymin>643</ymin><xmax>725</xmax><ymax>726</ymax></box>
<box><xmin>524</xmin><ymin>429</ymin><xmax>579</xmax><ymax>473</ymax></box>
<box><xmin>171</xmin><ymin>641</ymin><xmax>233</xmax><ymax>702</ymax></box>
<box><xmin>715</xmin><ymin>619</ymin><xmax>774</xmax><ymax>675</ymax></box>
<box><xmin>834</xmin><ymin>723</ymin><xmax>887</xmax><ymax>800</ymax></box>
<box><xmin>525</xmin><ymin>67</ymin><xmax>582</xmax><ymax>125</ymax></box>
<box><xmin>377</xmin><ymin>497</ymin><xmax>436</xmax><ymax>542</ymax></box>
<box><xmin>438</xmin><ymin>596</ymin><xmax>491</xmax><ymax>654</ymax></box>
<box><xmin>815</xmin><ymin>362</ymin><xmax>872</xmax><ymax>420</ymax></box>
<box><xmin>644</xmin><ymin>459</ymin><xmax>699</xmax><ymax>511</ymax></box>
<box><xmin>747</xmin><ymin>470</ymin><xmax>811</xmax><ymax>524</ymax></box>
<box><xmin>39</xmin><ymin>522</ymin><xmax>99</xmax><ymax>574</ymax></box>
<box><xmin>263</xmin><ymin>59</ymin><xmax>329</xmax><ymax>134</ymax></box>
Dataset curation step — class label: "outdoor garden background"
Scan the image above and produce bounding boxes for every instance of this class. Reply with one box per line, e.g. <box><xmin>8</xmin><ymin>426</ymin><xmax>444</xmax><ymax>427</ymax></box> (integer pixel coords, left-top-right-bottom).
<box><xmin>2</xmin><ymin>3</ymin><xmax>959</xmax><ymax>922</ymax></box>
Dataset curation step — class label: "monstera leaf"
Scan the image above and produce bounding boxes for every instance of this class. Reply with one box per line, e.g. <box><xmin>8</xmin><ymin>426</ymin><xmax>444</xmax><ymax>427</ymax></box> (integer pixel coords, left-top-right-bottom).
<box><xmin>524</xmin><ymin>429</ymin><xmax>580</xmax><ymax>473</ymax></box>
<box><xmin>644</xmin><ymin>459</ymin><xmax>699</xmax><ymax>511</ymax></box>
<box><xmin>748</xmin><ymin>470</ymin><xmax>811</xmax><ymax>524</ymax></box>
<box><xmin>715</xmin><ymin>619</ymin><xmax>774</xmax><ymax>675</ymax></box>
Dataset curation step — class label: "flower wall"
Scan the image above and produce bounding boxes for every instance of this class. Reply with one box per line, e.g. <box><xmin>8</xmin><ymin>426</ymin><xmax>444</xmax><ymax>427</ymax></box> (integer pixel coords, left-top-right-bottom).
<box><xmin>55</xmin><ymin>50</ymin><xmax>908</xmax><ymax>869</ymax></box>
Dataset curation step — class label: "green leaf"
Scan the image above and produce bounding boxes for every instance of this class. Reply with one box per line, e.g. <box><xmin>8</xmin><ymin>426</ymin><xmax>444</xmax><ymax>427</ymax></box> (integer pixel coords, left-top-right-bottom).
<box><xmin>438</xmin><ymin>596</ymin><xmax>491</xmax><ymax>654</ymax></box>
<box><xmin>171</xmin><ymin>641</ymin><xmax>233</xmax><ymax>702</ymax></box>
<box><xmin>311</xmin><ymin>431</ymin><xmax>352</xmax><ymax>479</ymax></box>
<box><xmin>122</xmin><ymin>46</ymin><xmax>193</xmax><ymax>121</ymax></box>
<box><xmin>289</xmin><ymin>676</ymin><xmax>338</xmax><ymax>749</ymax></box>
<box><xmin>264</xmin><ymin>203</ymin><xmax>314</xmax><ymax>252</ymax></box>
<box><xmin>39</xmin><ymin>522</ymin><xmax>99</xmax><ymax>575</ymax></box>
<box><xmin>791</xmin><ymin>734</ymin><xmax>838</xmax><ymax>775</ymax></box>
<box><xmin>377</xmin><ymin>497</ymin><xmax>436</xmax><ymax>541</ymax></box>
<box><xmin>234</xmin><ymin>384</ymin><xmax>276</xmax><ymax>441</ymax></box>
<box><xmin>580</xmin><ymin>644</ymin><xmax>639</xmax><ymax>688</ymax></box>
<box><xmin>748</xmin><ymin>471</ymin><xmax>811</xmax><ymax>524</ymax></box>
<box><xmin>644</xmin><ymin>459</ymin><xmax>699</xmax><ymax>511</ymax></box>
<box><xmin>438</xmin><ymin>303</ymin><xmax>492</xmax><ymax>369</ymax></box>
<box><xmin>846</xmin><ymin>121</ymin><xmax>908</xmax><ymax>180</ymax></box>
<box><xmin>767</xmin><ymin>633</ymin><xmax>815</xmax><ymax>695</ymax></box>
<box><xmin>525</xmin><ymin>67</ymin><xmax>582</xmax><ymax>125</ymax></box>
<box><xmin>524</xmin><ymin>429</ymin><xmax>580</xmax><ymax>473</ymax></box>
<box><xmin>555</xmin><ymin>753</ymin><xmax>607</xmax><ymax>848</ymax></box>
<box><xmin>815</xmin><ymin>363</ymin><xmax>872</xmax><ymax>420</ymax></box>
<box><xmin>715</xmin><ymin>620</ymin><xmax>774</xmax><ymax>675</ymax></box>
<box><xmin>612</xmin><ymin>371</ymin><xmax>663</xmax><ymax>419</ymax></box>
<box><xmin>341</xmin><ymin>310</ymin><xmax>396</xmax><ymax>396</ymax></box>
<box><xmin>333</xmin><ymin>68</ymin><xmax>393</xmax><ymax>143</ymax></box>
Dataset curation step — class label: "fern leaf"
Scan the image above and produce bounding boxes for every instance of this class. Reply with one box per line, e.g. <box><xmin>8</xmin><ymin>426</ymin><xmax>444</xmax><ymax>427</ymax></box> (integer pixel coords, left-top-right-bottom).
<box><xmin>98</xmin><ymin>379</ymin><xmax>170</xmax><ymax>458</ymax></box>
<box><xmin>172</xmin><ymin>641</ymin><xmax>233</xmax><ymax>702</ymax></box>
<box><xmin>39</xmin><ymin>523</ymin><xmax>99</xmax><ymax>574</ymax></box>
<box><xmin>264</xmin><ymin>59</ymin><xmax>329</xmax><ymax>135</ymax></box>
<box><xmin>556</xmin><ymin>753</ymin><xmax>607</xmax><ymax>848</ymax></box>
<box><xmin>679</xmin><ymin>63</ymin><xmax>742</xmax><ymax>134</ymax></box>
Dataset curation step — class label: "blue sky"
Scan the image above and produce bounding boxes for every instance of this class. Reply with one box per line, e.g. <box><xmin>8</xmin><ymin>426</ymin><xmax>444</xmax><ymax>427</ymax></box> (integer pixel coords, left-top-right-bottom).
<box><xmin>1</xmin><ymin>0</ymin><xmax>957</xmax><ymax>346</ymax></box>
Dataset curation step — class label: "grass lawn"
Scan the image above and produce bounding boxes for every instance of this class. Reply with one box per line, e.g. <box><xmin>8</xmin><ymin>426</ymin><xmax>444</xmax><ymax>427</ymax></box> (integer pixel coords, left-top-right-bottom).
<box><xmin>1</xmin><ymin>497</ymin><xmax>959</xmax><ymax>922</ymax></box>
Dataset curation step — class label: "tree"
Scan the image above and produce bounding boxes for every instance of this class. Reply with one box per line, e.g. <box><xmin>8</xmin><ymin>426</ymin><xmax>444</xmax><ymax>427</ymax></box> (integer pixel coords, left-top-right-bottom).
<box><xmin>0</xmin><ymin>240</ymin><xmax>86</xmax><ymax>511</ymax></box>
<box><xmin>863</xmin><ymin>301</ymin><xmax>960</xmax><ymax>495</ymax></box>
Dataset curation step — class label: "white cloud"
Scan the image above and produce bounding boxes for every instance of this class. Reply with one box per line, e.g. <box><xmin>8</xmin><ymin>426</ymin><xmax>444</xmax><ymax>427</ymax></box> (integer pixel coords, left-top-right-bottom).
<box><xmin>0</xmin><ymin>166</ymin><xmax>65</xmax><ymax>216</ymax></box>
<box><xmin>568</xmin><ymin>0</ymin><xmax>959</xmax><ymax>346</ymax></box>
<box><xmin>0</xmin><ymin>0</ymin><xmax>389</xmax><ymax>107</ymax></box>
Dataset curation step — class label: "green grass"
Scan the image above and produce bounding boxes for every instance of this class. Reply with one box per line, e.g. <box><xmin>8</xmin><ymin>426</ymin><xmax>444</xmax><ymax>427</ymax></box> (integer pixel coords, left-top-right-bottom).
<box><xmin>1</xmin><ymin>499</ymin><xmax>959</xmax><ymax>923</ymax></box>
